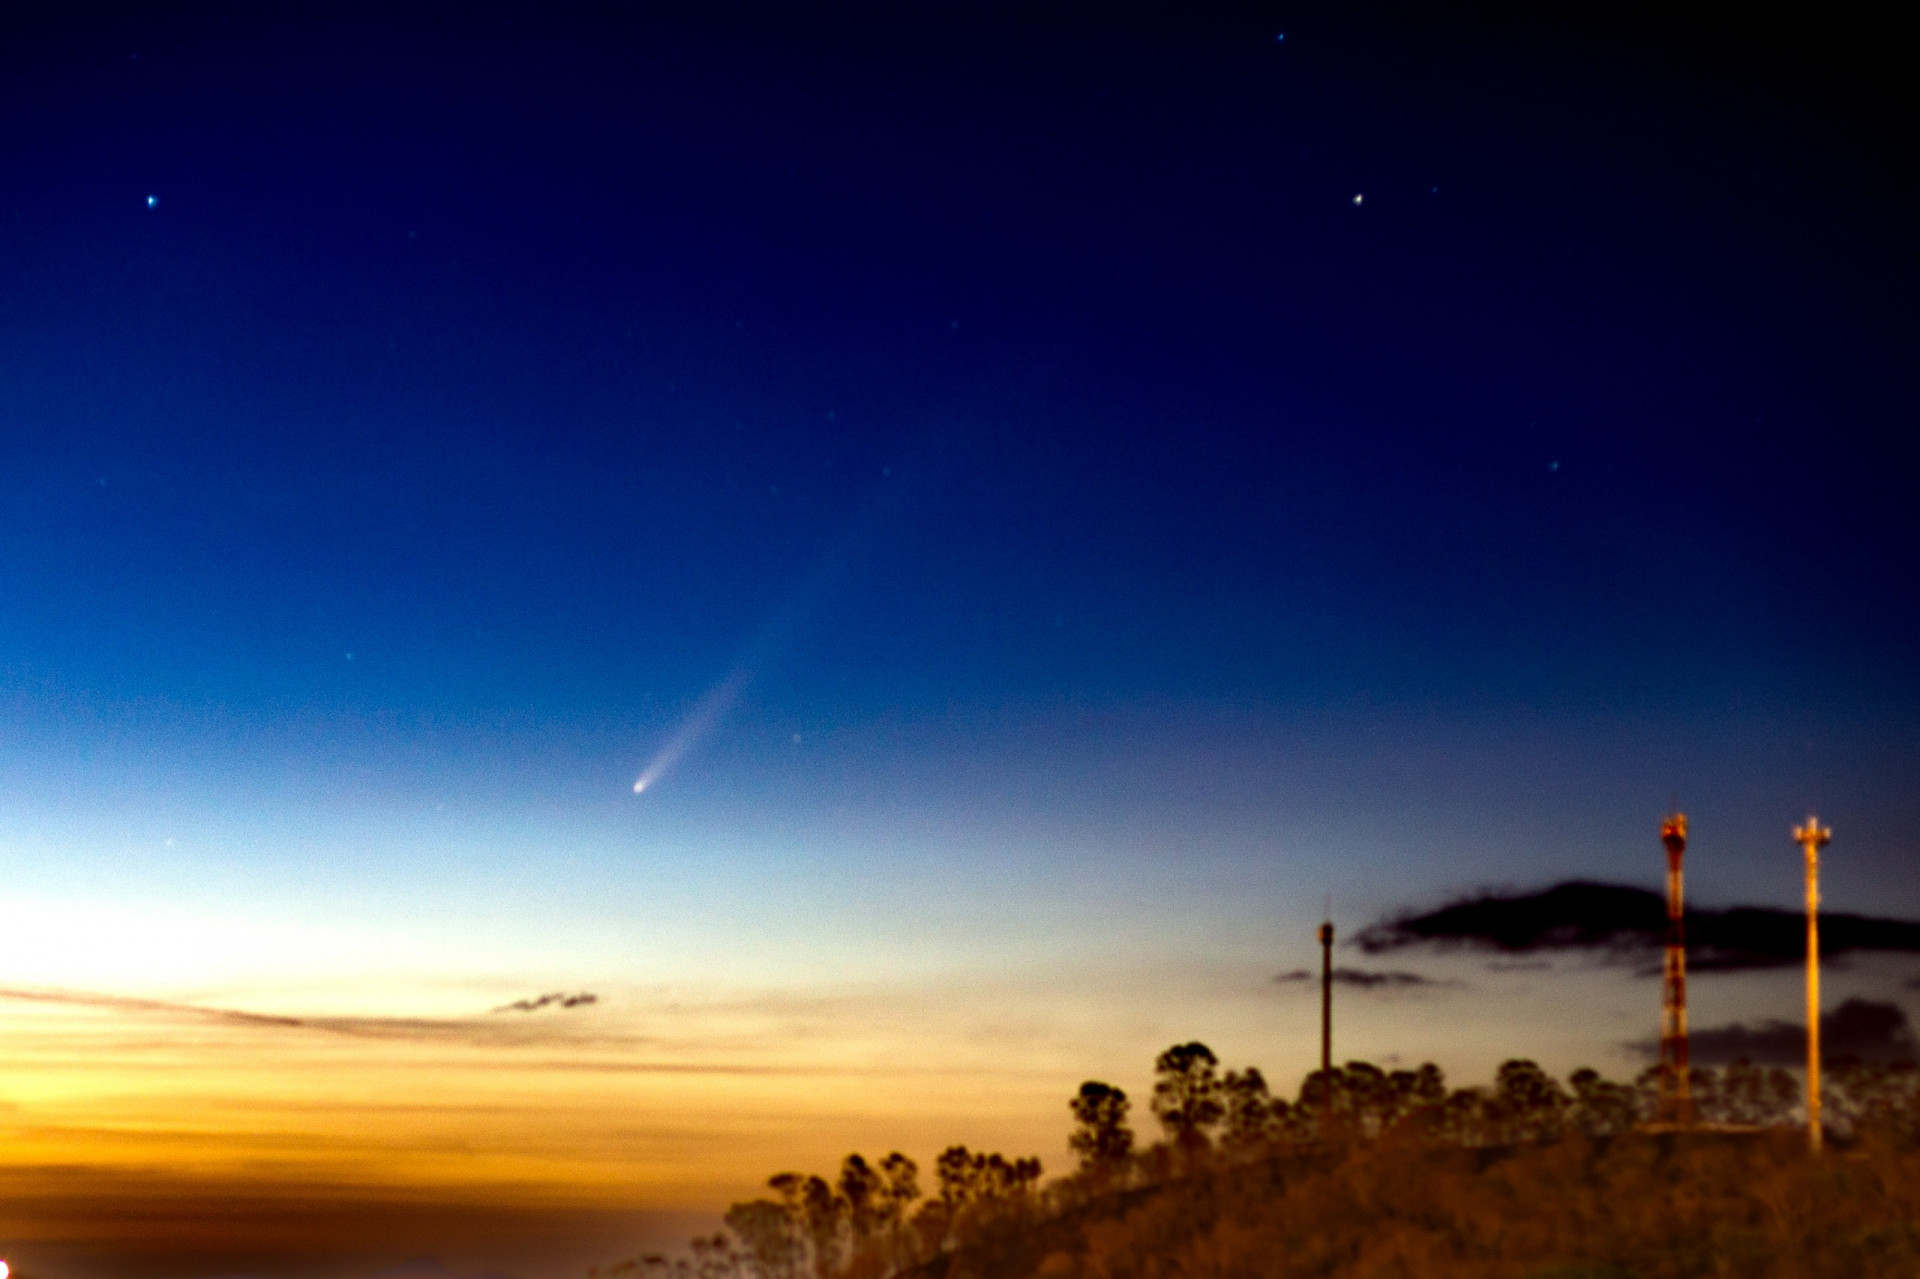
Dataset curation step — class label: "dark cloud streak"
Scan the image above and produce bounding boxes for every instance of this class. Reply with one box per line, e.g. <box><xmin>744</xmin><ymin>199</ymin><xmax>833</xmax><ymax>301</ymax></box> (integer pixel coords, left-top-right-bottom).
<box><xmin>1628</xmin><ymin>999</ymin><xmax>1918</xmax><ymax>1066</ymax></box>
<box><xmin>1358</xmin><ymin>881</ymin><xmax>1920</xmax><ymax>971</ymax></box>
<box><xmin>1274</xmin><ymin>968</ymin><xmax>1444</xmax><ymax>989</ymax></box>
<box><xmin>493</xmin><ymin>992</ymin><xmax>599</xmax><ymax>1013</ymax></box>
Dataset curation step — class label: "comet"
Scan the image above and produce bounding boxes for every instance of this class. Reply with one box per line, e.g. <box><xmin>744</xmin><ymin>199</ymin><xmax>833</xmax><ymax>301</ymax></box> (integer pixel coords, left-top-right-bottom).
<box><xmin>631</xmin><ymin>666</ymin><xmax>752</xmax><ymax>795</ymax></box>
<box><xmin>626</xmin><ymin>442</ymin><xmax>928</xmax><ymax>798</ymax></box>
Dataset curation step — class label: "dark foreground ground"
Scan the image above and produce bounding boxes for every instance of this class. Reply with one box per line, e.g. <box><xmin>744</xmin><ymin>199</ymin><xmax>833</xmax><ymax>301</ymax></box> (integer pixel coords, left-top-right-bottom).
<box><xmin>909</xmin><ymin>1133</ymin><xmax>1920</xmax><ymax>1279</ymax></box>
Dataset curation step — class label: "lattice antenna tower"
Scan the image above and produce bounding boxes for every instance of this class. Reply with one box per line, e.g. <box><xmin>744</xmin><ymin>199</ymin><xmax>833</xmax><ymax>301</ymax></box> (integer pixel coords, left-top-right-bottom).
<box><xmin>1657</xmin><ymin>810</ymin><xmax>1693</xmax><ymax>1126</ymax></box>
<box><xmin>1796</xmin><ymin>815</ymin><xmax>1832</xmax><ymax>1153</ymax></box>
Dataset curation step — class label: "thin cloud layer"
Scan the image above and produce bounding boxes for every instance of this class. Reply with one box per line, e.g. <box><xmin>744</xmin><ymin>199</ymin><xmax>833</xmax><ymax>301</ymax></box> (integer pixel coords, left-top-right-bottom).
<box><xmin>1274</xmin><ymin>968</ymin><xmax>1442</xmax><ymax>989</ymax></box>
<box><xmin>0</xmin><ymin>985</ymin><xmax>304</xmax><ymax>1028</ymax></box>
<box><xmin>0</xmin><ymin>986</ymin><xmax>617</xmax><ymax>1048</ymax></box>
<box><xmin>1358</xmin><ymin>881</ymin><xmax>1920</xmax><ymax>971</ymax></box>
<box><xmin>1628</xmin><ymin>999</ymin><xmax>1919</xmax><ymax>1066</ymax></box>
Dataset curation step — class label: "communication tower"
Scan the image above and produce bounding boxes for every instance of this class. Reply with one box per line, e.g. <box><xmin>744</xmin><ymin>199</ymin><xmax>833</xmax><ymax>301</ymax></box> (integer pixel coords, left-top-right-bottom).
<box><xmin>1657</xmin><ymin>812</ymin><xmax>1693</xmax><ymax>1125</ymax></box>
<box><xmin>1796</xmin><ymin>815</ymin><xmax>1832</xmax><ymax>1154</ymax></box>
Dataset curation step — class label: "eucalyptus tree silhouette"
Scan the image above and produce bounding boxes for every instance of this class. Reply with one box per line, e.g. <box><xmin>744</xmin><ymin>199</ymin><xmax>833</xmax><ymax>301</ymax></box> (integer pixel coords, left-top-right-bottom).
<box><xmin>1220</xmin><ymin>1067</ymin><xmax>1276</xmax><ymax>1148</ymax></box>
<box><xmin>1068</xmin><ymin>1081</ymin><xmax>1135</xmax><ymax>1170</ymax></box>
<box><xmin>1151</xmin><ymin>1041</ymin><xmax>1225</xmax><ymax>1153</ymax></box>
<box><xmin>722</xmin><ymin>1199</ymin><xmax>801</xmax><ymax>1279</ymax></box>
<box><xmin>1489</xmin><ymin>1059</ymin><xmax>1570</xmax><ymax>1144</ymax></box>
<box><xmin>768</xmin><ymin>1173</ymin><xmax>844</xmax><ymax>1279</ymax></box>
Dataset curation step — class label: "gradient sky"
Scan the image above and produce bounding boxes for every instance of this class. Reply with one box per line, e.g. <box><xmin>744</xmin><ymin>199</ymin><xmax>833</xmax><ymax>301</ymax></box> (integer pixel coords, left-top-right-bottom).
<box><xmin>2</xmin><ymin>4</ymin><xmax>1918</xmax><ymax>1276</ymax></box>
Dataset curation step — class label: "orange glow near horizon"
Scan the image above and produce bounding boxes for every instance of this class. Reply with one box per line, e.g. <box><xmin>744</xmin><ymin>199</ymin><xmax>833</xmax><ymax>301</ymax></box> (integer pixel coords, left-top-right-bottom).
<box><xmin>0</xmin><ymin>975</ymin><xmax>1100</xmax><ymax>1274</ymax></box>
<box><xmin>0</xmin><ymin>942</ymin><xmax>1836</xmax><ymax>1275</ymax></box>
<box><xmin>0</xmin><ymin>988</ymin><xmax>1064</xmax><ymax>1199</ymax></box>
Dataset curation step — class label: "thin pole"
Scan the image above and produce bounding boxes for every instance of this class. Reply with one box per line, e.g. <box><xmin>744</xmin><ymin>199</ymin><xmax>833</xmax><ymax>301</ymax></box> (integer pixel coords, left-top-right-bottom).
<box><xmin>1318</xmin><ymin>919</ymin><xmax>1333</xmax><ymax>1114</ymax></box>
<box><xmin>1795</xmin><ymin>816</ymin><xmax>1831</xmax><ymax>1155</ymax></box>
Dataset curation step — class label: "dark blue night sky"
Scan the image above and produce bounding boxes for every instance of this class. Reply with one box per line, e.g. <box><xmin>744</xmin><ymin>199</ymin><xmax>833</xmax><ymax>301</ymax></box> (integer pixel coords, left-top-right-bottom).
<box><xmin>5</xmin><ymin>5</ymin><xmax>1918</xmax><ymax>897</ymax></box>
<box><xmin>6</xmin><ymin>7</ymin><xmax>1914</xmax><ymax>716</ymax></box>
<box><xmin>0</xmin><ymin>7</ymin><xmax>1917</xmax><ymax>1269</ymax></box>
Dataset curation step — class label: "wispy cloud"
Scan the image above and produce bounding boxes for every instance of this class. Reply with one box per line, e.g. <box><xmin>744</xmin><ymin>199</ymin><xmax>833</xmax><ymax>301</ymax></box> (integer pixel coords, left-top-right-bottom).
<box><xmin>1273</xmin><ymin>968</ymin><xmax>1445</xmax><ymax>989</ymax></box>
<box><xmin>0</xmin><ymin>985</ymin><xmax>304</xmax><ymax>1027</ymax></box>
<box><xmin>0</xmin><ymin>986</ymin><xmax>612</xmax><ymax>1047</ymax></box>
<box><xmin>0</xmin><ymin>983</ymin><xmax>1076</xmax><ymax>1075</ymax></box>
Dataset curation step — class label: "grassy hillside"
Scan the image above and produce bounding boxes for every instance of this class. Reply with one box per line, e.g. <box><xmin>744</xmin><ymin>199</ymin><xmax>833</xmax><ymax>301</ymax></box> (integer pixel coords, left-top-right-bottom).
<box><xmin>919</xmin><ymin>1130</ymin><xmax>1920</xmax><ymax>1279</ymax></box>
<box><xmin>602</xmin><ymin>1051</ymin><xmax>1920</xmax><ymax>1279</ymax></box>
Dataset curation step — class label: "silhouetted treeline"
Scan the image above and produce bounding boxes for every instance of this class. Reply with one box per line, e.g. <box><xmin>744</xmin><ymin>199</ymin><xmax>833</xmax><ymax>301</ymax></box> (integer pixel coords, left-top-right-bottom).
<box><xmin>593</xmin><ymin>1045</ymin><xmax>1920</xmax><ymax>1279</ymax></box>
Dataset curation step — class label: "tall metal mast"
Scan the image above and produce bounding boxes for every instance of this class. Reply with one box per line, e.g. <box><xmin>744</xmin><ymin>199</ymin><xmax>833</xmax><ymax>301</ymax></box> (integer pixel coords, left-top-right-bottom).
<box><xmin>1795</xmin><ymin>815</ymin><xmax>1831</xmax><ymax>1154</ymax></box>
<box><xmin>1657</xmin><ymin>812</ymin><xmax>1692</xmax><ymax>1125</ymax></box>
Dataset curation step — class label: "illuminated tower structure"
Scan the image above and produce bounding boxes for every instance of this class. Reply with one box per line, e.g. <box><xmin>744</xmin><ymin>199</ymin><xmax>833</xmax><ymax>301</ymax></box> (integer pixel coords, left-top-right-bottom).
<box><xmin>1796</xmin><ymin>815</ymin><xmax>1832</xmax><ymax>1154</ymax></box>
<box><xmin>1657</xmin><ymin>812</ymin><xmax>1693</xmax><ymax>1126</ymax></box>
